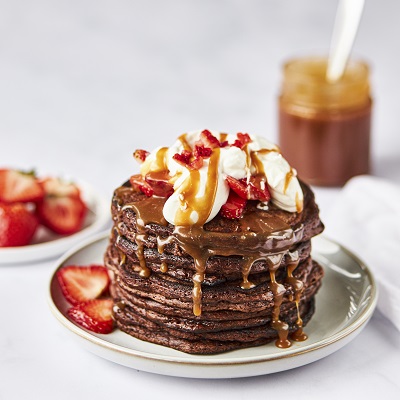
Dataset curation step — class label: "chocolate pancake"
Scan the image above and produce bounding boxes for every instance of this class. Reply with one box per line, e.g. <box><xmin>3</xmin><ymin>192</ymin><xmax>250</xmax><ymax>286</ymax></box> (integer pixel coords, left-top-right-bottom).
<box><xmin>104</xmin><ymin>179</ymin><xmax>324</xmax><ymax>354</ymax></box>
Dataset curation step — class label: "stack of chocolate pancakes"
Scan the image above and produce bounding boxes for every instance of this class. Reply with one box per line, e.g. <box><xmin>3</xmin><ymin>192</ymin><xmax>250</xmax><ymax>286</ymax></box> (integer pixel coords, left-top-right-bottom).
<box><xmin>104</xmin><ymin>179</ymin><xmax>324</xmax><ymax>354</ymax></box>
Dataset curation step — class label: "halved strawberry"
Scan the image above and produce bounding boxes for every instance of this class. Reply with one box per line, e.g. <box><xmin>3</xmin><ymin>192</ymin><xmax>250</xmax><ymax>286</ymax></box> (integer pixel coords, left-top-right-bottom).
<box><xmin>57</xmin><ymin>265</ymin><xmax>110</xmax><ymax>305</ymax></box>
<box><xmin>68</xmin><ymin>299</ymin><xmax>114</xmax><ymax>334</ymax></box>
<box><xmin>225</xmin><ymin>175</ymin><xmax>271</xmax><ymax>202</ymax></box>
<box><xmin>39</xmin><ymin>177</ymin><xmax>81</xmax><ymax>198</ymax></box>
<box><xmin>0</xmin><ymin>169</ymin><xmax>44</xmax><ymax>203</ymax></box>
<box><xmin>220</xmin><ymin>191</ymin><xmax>247</xmax><ymax>219</ymax></box>
<box><xmin>36</xmin><ymin>177</ymin><xmax>87</xmax><ymax>235</ymax></box>
<box><xmin>0</xmin><ymin>202</ymin><xmax>39</xmax><ymax>247</ymax></box>
<box><xmin>36</xmin><ymin>195</ymin><xmax>87</xmax><ymax>235</ymax></box>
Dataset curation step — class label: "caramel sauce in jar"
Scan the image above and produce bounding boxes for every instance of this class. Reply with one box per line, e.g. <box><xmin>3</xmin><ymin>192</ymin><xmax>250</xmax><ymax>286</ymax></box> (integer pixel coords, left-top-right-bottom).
<box><xmin>279</xmin><ymin>57</ymin><xmax>372</xmax><ymax>187</ymax></box>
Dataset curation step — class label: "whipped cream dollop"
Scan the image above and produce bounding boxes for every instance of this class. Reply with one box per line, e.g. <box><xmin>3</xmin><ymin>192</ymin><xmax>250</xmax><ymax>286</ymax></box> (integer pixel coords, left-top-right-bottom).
<box><xmin>139</xmin><ymin>130</ymin><xmax>304</xmax><ymax>226</ymax></box>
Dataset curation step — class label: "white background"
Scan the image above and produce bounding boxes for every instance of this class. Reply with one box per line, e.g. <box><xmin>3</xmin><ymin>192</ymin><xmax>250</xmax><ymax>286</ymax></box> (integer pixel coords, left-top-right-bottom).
<box><xmin>1</xmin><ymin>1</ymin><xmax>399</xmax><ymax>399</ymax></box>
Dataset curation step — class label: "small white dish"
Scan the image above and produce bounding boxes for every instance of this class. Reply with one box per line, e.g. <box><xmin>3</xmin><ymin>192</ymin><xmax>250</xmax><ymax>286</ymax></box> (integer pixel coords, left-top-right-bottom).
<box><xmin>48</xmin><ymin>233</ymin><xmax>377</xmax><ymax>379</ymax></box>
<box><xmin>0</xmin><ymin>180</ymin><xmax>111</xmax><ymax>264</ymax></box>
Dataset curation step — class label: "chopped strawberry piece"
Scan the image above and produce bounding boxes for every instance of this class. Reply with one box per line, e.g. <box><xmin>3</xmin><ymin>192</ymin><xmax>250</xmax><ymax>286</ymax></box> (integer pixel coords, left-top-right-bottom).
<box><xmin>193</xmin><ymin>144</ymin><xmax>212</xmax><ymax>158</ymax></box>
<box><xmin>133</xmin><ymin>149</ymin><xmax>150</xmax><ymax>164</ymax></box>
<box><xmin>57</xmin><ymin>265</ymin><xmax>110</xmax><ymax>305</ymax></box>
<box><xmin>199</xmin><ymin>130</ymin><xmax>221</xmax><ymax>148</ymax></box>
<box><xmin>172</xmin><ymin>150</ymin><xmax>192</xmax><ymax>166</ymax></box>
<box><xmin>220</xmin><ymin>191</ymin><xmax>247</xmax><ymax>219</ymax></box>
<box><xmin>225</xmin><ymin>175</ymin><xmax>270</xmax><ymax>202</ymax></box>
<box><xmin>232</xmin><ymin>133</ymin><xmax>252</xmax><ymax>149</ymax></box>
<box><xmin>0</xmin><ymin>202</ymin><xmax>38</xmax><ymax>247</ymax></box>
<box><xmin>172</xmin><ymin>149</ymin><xmax>206</xmax><ymax>170</ymax></box>
<box><xmin>0</xmin><ymin>169</ymin><xmax>44</xmax><ymax>203</ymax></box>
<box><xmin>130</xmin><ymin>174</ymin><xmax>154</xmax><ymax>197</ymax></box>
<box><xmin>36</xmin><ymin>195</ymin><xmax>87</xmax><ymax>235</ymax></box>
<box><xmin>68</xmin><ymin>299</ymin><xmax>114</xmax><ymax>334</ymax></box>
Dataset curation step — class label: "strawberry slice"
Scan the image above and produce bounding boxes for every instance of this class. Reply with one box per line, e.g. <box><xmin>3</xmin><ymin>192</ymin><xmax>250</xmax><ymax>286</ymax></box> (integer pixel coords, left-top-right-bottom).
<box><xmin>68</xmin><ymin>299</ymin><xmax>114</xmax><ymax>334</ymax></box>
<box><xmin>0</xmin><ymin>169</ymin><xmax>44</xmax><ymax>203</ymax></box>
<box><xmin>56</xmin><ymin>265</ymin><xmax>110</xmax><ymax>305</ymax></box>
<box><xmin>130</xmin><ymin>174</ymin><xmax>154</xmax><ymax>197</ymax></box>
<box><xmin>36</xmin><ymin>177</ymin><xmax>87</xmax><ymax>235</ymax></box>
<box><xmin>37</xmin><ymin>195</ymin><xmax>87</xmax><ymax>235</ymax></box>
<box><xmin>144</xmin><ymin>171</ymin><xmax>174</xmax><ymax>197</ymax></box>
<box><xmin>220</xmin><ymin>191</ymin><xmax>247</xmax><ymax>219</ymax></box>
<box><xmin>0</xmin><ymin>202</ymin><xmax>38</xmax><ymax>247</ymax></box>
<box><xmin>39</xmin><ymin>177</ymin><xmax>81</xmax><ymax>198</ymax></box>
<box><xmin>225</xmin><ymin>175</ymin><xmax>271</xmax><ymax>202</ymax></box>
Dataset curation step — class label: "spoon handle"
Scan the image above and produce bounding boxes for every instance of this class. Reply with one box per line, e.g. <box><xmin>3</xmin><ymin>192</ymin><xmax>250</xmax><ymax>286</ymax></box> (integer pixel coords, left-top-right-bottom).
<box><xmin>327</xmin><ymin>0</ymin><xmax>365</xmax><ymax>82</ymax></box>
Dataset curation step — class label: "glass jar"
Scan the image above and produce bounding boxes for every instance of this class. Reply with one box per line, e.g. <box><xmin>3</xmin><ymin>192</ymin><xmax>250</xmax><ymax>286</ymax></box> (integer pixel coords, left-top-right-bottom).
<box><xmin>278</xmin><ymin>57</ymin><xmax>372</xmax><ymax>187</ymax></box>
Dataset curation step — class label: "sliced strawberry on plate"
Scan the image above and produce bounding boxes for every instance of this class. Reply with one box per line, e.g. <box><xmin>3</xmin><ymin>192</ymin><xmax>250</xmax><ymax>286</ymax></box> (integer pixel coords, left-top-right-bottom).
<box><xmin>0</xmin><ymin>169</ymin><xmax>44</xmax><ymax>203</ymax></box>
<box><xmin>0</xmin><ymin>202</ymin><xmax>39</xmax><ymax>247</ymax></box>
<box><xmin>56</xmin><ymin>265</ymin><xmax>110</xmax><ymax>305</ymax></box>
<box><xmin>39</xmin><ymin>177</ymin><xmax>81</xmax><ymax>198</ymax></box>
<box><xmin>36</xmin><ymin>177</ymin><xmax>87</xmax><ymax>235</ymax></box>
<box><xmin>220</xmin><ymin>191</ymin><xmax>247</xmax><ymax>219</ymax></box>
<box><xmin>37</xmin><ymin>195</ymin><xmax>87</xmax><ymax>235</ymax></box>
<box><xmin>68</xmin><ymin>299</ymin><xmax>114</xmax><ymax>334</ymax></box>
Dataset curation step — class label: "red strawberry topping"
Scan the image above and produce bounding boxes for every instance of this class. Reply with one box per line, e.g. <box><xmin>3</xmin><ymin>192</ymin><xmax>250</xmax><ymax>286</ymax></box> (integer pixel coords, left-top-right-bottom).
<box><xmin>199</xmin><ymin>130</ymin><xmax>222</xmax><ymax>148</ymax></box>
<box><xmin>0</xmin><ymin>202</ymin><xmax>39</xmax><ymax>247</ymax></box>
<box><xmin>225</xmin><ymin>175</ymin><xmax>271</xmax><ymax>202</ymax></box>
<box><xmin>232</xmin><ymin>133</ymin><xmax>252</xmax><ymax>149</ymax></box>
<box><xmin>133</xmin><ymin>149</ymin><xmax>150</xmax><ymax>164</ymax></box>
<box><xmin>0</xmin><ymin>169</ymin><xmax>44</xmax><ymax>203</ymax></box>
<box><xmin>68</xmin><ymin>299</ymin><xmax>114</xmax><ymax>334</ymax></box>
<box><xmin>220</xmin><ymin>191</ymin><xmax>247</xmax><ymax>219</ymax></box>
<box><xmin>56</xmin><ymin>265</ymin><xmax>110</xmax><ymax>305</ymax></box>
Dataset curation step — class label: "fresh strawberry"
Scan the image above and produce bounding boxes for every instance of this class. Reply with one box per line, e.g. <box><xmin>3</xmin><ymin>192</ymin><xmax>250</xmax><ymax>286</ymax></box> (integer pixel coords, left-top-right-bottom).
<box><xmin>57</xmin><ymin>265</ymin><xmax>110</xmax><ymax>305</ymax></box>
<box><xmin>0</xmin><ymin>169</ymin><xmax>44</xmax><ymax>203</ymax></box>
<box><xmin>39</xmin><ymin>177</ymin><xmax>81</xmax><ymax>198</ymax></box>
<box><xmin>0</xmin><ymin>202</ymin><xmax>39</xmax><ymax>247</ymax></box>
<box><xmin>225</xmin><ymin>175</ymin><xmax>271</xmax><ymax>202</ymax></box>
<box><xmin>133</xmin><ymin>149</ymin><xmax>150</xmax><ymax>164</ymax></box>
<box><xmin>36</xmin><ymin>195</ymin><xmax>87</xmax><ymax>235</ymax></box>
<box><xmin>220</xmin><ymin>191</ymin><xmax>247</xmax><ymax>219</ymax></box>
<box><xmin>172</xmin><ymin>150</ymin><xmax>192</xmax><ymax>166</ymax></box>
<box><xmin>36</xmin><ymin>177</ymin><xmax>87</xmax><ymax>235</ymax></box>
<box><xmin>68</xmin><ymin>299</ymin><xmax>114</xmax><ymax>334</ymax></box>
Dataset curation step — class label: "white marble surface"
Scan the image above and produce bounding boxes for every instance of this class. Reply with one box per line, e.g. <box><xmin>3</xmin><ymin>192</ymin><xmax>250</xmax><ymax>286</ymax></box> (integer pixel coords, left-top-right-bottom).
<box><xmin>1</xmin><ymin>0</ymin><xmax>400</xmax><ymax>398</ymax></box>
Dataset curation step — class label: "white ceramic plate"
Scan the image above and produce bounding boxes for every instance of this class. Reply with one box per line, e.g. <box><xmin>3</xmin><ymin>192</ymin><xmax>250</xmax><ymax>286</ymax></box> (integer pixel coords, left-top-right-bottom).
<box><xmin>48</xmin><ymin>233</ymin><xmax>377</xmax><ymax>379</ymax></box>
<box><xmin>0</xmin><ymin>180</ymin><xmax>111</xmax><ymax>264</ymax></box>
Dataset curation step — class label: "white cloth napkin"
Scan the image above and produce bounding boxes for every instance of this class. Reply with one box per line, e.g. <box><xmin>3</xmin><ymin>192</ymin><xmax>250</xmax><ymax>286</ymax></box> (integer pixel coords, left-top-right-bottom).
<box><xmin>323</xmin><ymin>175</ymin><xmax>400</xmax><ymax>332</ymax></box>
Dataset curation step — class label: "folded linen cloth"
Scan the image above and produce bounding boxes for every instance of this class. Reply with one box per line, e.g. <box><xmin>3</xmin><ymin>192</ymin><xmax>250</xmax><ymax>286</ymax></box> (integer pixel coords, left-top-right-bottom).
<box><xmin>323</xmin><ymin>175</ymin><xmax>400</xmax><ymax>332</ymax></box>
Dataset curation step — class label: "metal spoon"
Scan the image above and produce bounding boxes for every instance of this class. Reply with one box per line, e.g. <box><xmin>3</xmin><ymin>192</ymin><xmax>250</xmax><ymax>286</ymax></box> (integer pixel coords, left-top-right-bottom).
<box><xmin>326</xmin><ymin>0</ymin><xmax>365</xmax><ymax>82</ymax></box>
